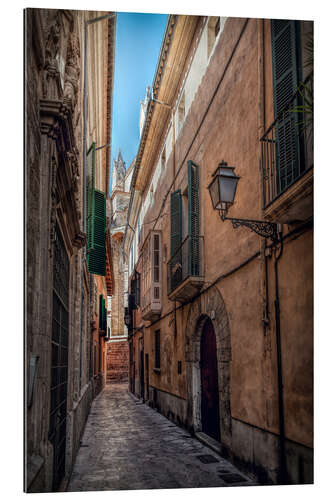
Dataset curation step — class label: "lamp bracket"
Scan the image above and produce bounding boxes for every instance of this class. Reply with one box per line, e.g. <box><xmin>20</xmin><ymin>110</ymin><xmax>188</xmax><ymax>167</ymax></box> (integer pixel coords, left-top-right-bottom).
<box><xmin>221</xmin><ymin>214</ymin><xmax>280</xmax><ymax>244</ymax></box>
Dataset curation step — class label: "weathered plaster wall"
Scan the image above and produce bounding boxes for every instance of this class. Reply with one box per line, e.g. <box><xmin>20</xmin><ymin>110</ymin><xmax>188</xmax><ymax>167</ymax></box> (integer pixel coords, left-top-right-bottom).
<box><xmin>128</xmin><ymin>15</ymin><xmax>312</xmax><ymax>485</ymax></box>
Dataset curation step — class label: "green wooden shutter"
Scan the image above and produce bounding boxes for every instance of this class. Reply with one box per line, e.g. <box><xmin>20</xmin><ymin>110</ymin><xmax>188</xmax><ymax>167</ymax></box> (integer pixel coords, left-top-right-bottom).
<box><xmin>170</xmin><ymin>190</ymin><xmax>182</xmax><ymax>289</ymax></box>
<box><xmin>271</xmin><ymin>20</ymin><xmax>300</xmax><ymax>193</ymax></box>
<box><xmin>86</xmin><ymin>142</ymin><xmax>96</xmax><ymax>252</ymax></box>
<box><xmin>188</xmin><ymin>161</ymin><xmax>200</xmax><ymax>276</ymax></box>
<box><xmin>88</xmin><ymin>189</ymin><xmax>106</xmax><ymax>276</ymax></box>
<box><xmin>170</xmin><ymin>190</ymin><xmax>182</xmax><ymax>257</ymax></box>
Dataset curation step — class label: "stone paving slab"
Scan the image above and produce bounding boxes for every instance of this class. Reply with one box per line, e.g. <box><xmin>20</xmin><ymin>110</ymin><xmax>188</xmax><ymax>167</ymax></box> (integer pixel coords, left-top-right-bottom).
<box><xmin>67</xmin><ymin>383</ymin><xmax>257</xmax><ymax>492</ymax></box>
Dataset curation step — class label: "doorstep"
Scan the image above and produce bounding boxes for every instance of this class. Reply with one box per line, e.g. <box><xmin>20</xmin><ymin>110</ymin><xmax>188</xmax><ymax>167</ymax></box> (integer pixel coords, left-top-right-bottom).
<box><xmin>195</xmin><ymin>432</ymin><xmax>222</xmax><ymax>455</ymax></box>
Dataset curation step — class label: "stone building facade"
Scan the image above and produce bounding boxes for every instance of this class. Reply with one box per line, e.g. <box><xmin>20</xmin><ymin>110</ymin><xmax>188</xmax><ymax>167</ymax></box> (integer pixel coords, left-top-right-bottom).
<box><xmin>106</xmin><ymin>151</ymin><xmax>133</xmax><ymax>383</ymax></box>
<box><xmin>124</xmin><ymin>15</ymin><xmax>313</xmax><ymax>485</ymax></box>
<box><xmin>24</xmin><ymin>8</ymin><xmax>115</xmax><ymax>492</ymax></box>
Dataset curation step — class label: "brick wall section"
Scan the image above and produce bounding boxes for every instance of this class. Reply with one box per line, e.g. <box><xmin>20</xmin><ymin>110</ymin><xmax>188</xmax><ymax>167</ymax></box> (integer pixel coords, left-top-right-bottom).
<box><xmin>107</xmin><ymin>341</ymin><xmax>129</xmax><ymax>383</ymax></box>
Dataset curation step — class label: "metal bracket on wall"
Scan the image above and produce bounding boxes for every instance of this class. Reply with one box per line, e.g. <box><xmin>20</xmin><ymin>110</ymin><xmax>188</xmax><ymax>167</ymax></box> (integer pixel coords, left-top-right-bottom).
<box><xmin>221</xmin><ymin>214</ymin><xmax>280</xmax><ymax>245</ymax></box>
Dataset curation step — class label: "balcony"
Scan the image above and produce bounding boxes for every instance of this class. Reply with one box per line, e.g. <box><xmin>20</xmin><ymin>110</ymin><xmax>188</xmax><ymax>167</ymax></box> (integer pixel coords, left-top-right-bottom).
<box><xmin>167</xmin><ymin>235</ymin><xmax>204</xmax><ymax>302</ymax></box>
<box><xmin>142</xmin><ymin>286</ymin><xmax>161</xmax><ymax>321</ymax></box>
<box><xmin>260</xmin><ymin>75</ymin><xmax>313</xmax><ymax>223</ymax></box>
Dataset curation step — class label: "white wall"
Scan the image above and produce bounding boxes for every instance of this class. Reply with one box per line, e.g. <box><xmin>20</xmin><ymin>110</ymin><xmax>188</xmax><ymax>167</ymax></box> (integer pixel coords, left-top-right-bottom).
<box><xmin>175</xmin><ymin>17</ymin><xmax>226</xmax><ymax>140</ymax></box>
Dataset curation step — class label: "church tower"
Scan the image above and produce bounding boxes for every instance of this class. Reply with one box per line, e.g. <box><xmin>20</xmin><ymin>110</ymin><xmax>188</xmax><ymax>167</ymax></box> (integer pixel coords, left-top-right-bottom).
<box><xmin>139</xmin><ymin>86</ymin><xmax>150</xmax><ymax>137</ymax></box>
<box><xmin>112</xmin><ymin>148</ymin><xmax>126</xmax><ymax>192</ymax></box>
<box><xmin>107</xmin><ymin>151</ymin><xmax>135</xmax><ymax>384</ymax></box>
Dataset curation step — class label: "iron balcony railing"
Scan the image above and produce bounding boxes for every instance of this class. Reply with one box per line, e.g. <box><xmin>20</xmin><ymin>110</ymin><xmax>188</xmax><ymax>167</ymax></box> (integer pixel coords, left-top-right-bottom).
<box><xmin>260</xmin><ymin>74</ymin><xmax>313</xmax><ymax>208</ymax></box>
<box><xmin>167</xmin><ymin>235</ymin><xmax>204</xmax><ymax>295</ymax></box>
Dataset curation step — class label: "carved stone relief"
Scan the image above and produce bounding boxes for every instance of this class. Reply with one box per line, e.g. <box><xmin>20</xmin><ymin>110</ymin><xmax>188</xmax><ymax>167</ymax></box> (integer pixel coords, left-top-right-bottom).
<box><xmin>63</xmin><ymin>31</ymin><xmax>81</xmax><ymax>112</ymax></box>
<box><xmin>42</xmin><ymin>11</ymin><xmax>62</xmax><ymax>100</ymax></box>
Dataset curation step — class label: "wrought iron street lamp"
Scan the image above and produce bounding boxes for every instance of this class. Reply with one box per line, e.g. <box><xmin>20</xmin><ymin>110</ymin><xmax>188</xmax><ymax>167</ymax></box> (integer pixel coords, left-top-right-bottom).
<box><xmin>208</xmin><ymin>161</ymin><xmax>280</xmax><ymax>244</ymax></box>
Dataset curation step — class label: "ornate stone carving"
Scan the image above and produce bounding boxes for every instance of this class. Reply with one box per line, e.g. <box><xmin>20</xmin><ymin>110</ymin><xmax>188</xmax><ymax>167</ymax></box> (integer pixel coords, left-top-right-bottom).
<box><xmin>42</xmin><ymin>11</ymin><xmax>61</xmax><ymax>99</ymax></box>
<box><xmin>63</xmin><ymin>31</ymin><xmax>81</xmax><ymax>112</ymax></box>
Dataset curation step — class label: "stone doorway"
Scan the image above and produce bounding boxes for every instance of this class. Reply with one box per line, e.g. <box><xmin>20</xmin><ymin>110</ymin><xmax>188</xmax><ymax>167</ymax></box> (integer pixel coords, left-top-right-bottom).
<box><xmin>200</xmin><ymin>317</ymin><xmax>221</xmax><ymax>441</ymax></box>
<box><xmin>185</xmin><ymin>286</ymin><xmax>232</xmax><ymax>454</ymax></box>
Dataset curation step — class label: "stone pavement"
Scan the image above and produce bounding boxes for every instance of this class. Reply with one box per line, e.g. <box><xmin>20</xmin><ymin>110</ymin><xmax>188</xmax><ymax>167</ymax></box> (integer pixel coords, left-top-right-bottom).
<box><xmin>67</xmin><ymin>383</ymin><xmax>257</xmax><ymax>492</ymax></box>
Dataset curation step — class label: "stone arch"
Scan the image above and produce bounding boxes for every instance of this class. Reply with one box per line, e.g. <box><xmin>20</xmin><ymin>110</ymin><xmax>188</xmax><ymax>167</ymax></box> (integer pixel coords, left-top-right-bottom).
<box><xmin>185</xmin><ymin>285</ymin><xmax>232</xmax><ymax>451</ymax></box>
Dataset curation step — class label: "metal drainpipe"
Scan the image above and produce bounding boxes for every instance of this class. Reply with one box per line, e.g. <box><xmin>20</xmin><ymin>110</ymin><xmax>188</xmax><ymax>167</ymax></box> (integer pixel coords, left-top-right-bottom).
<box><xmin>274</xmin><ymin>230</ymin><xmax>287</xmax><ymax>483</ymax></box>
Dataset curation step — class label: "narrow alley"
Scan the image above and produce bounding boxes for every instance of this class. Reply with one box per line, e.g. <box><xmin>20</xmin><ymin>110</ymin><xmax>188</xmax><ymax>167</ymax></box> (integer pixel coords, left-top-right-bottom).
<box><xmin>68</xmin><ymin>384</ymin><xmax>256</xmax><ymax>491</ymax></box>
<box><xmin>25</xmin><ymin>8</ymin><xmax>313</xmax><ymax>493</ymax></box>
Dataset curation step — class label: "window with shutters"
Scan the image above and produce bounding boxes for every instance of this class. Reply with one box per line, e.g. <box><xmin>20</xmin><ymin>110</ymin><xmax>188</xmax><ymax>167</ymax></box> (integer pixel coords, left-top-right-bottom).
<box><xmin>261</xmin><ymin>20</ymin><xmax>313</xmax><ymax>213</ymax></box>
<box><xmin>272</xmin><ymin>20</ymin><xmax>301</xmax><ymax>194</ymax></box>
<box><xmin>130</xmin><ymin>271</ymin><xmax>141</xmax><ymax>308</ymax></box>
<box><xmin>141</xmin><ymin>231</ymin><xmax>162</xmax><ymax>321</ymax></box>
<box><xmin>99</xmin><ymin>294</ymin><xmax>107</xmax><ymax>334</ymax></box>
<box><xmin>87</xmin><ymin>189</ymin><xmax>106</xmax><ymax>276</ymax></box>
<box><xmin>168</xmin><ymin>161</ymin><xmax>204</xmax><ymax>301</ymax></box>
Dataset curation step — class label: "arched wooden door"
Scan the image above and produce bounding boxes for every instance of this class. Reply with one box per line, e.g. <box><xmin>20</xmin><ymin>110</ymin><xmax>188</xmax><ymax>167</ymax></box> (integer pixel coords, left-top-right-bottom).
<box><xmin>200</xmin><ymin>318</ymin><xmax>221</xmax><ymax>441</ymax></box>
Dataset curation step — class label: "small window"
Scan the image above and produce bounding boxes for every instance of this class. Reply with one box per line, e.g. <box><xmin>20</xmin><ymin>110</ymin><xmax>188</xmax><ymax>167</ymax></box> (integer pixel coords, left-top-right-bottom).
<box><xmin>150</xmin><ymin>186</ymin><xmax>154</xmax><ymax>207</ymax></box>
<box><xmin>155</xmin><ymin>330</ymin><xmax>161</xmax><ymax>369</ymax></box>
<box><xmin>153</xmin><ymin>234</ymin><xmax>160</xmax><ymax>282</ymax></box>
<box><xmin>161</xmin><ymin>147</ymin><xmax>166</xmax><ymax>170</ymax></box>
<box><xmin>178</xmin><ymin>92</ymin><xmax>185</xmax><ymax>129</ymax></box>
<box><xmin>178</xmin><ymin>361</ymin><xmax>182</xmax><ymax>374</ymax></box>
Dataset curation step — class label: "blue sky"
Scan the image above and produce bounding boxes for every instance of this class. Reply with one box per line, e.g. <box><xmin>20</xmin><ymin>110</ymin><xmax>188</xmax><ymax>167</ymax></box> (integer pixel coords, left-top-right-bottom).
<box><xmin>110</xmin><ymin>12</ymin><xmax>168</xmax><ymax>192</ymax></box>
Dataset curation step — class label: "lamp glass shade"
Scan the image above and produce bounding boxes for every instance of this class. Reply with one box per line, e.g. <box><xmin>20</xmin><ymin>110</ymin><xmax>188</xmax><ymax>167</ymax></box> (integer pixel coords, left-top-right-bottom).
<box><xmin>209</xmin><ymin>175</ymin><xmax>220</xmax><ymax>210</ymax></box>
<box><xmin>209</xmin><ymin>164</ymin><xmax>240</xmax><ymax>210</ymax></box>
<box><xmin>218</xmin><ymin>174</ymin><xmax>238</xmax><ymax>204</ymax></box>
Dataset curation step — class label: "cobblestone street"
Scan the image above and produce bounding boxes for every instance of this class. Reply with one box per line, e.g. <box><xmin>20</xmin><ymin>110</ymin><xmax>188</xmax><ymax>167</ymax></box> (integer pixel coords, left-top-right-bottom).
<box><xmin>67</xmin><ymin>383</ymin><xmax>256</xmax><ymax>492</ymax></box>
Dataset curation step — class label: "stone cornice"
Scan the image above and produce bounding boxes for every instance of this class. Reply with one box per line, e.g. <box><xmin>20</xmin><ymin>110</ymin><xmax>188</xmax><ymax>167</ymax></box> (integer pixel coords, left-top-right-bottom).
<box><xmin>40</xmin><ymin>98</ymin><xmax>74</xmax><ymax>145</ymax></box>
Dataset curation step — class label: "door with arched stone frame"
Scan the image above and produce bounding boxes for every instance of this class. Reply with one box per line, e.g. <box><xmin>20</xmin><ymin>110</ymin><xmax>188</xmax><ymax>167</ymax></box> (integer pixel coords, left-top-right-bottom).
<box><xmin>185</xmin><ymin>287</ymin><xmax>232</xmax><ymax>454</ymax></box>
<box><xmin>200</xmin><ymin>317</ymin><xmax>221</xmax><ymax>441</ymax></box>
